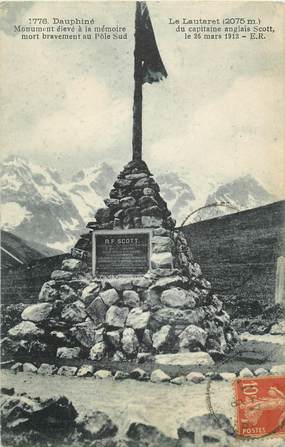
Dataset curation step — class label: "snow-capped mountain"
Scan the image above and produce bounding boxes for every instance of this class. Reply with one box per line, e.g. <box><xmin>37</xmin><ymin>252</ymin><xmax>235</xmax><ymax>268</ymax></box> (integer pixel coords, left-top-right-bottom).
<box><xmin>189</xmin><ymin>175</ymin><xmax>276</xmax><ymax>223</ymax></box>
<box><xmin>1</xmin><ymin>157</ymin><xmax>277</xmax><ymax>251</ymax></box>
<box><xmin>156</xmin><ymin>172</ymin><xmax>196</xmax><ymax>226</ymax></box>
<box><xmin>64</xmin><ymin>163</ymin><xmax>116</xmax><ymax>226</ymax></box>
<box><xmin>0</xmin><ymin>156</ymin><xmax>115</xmax><ymax>251</ymax></box>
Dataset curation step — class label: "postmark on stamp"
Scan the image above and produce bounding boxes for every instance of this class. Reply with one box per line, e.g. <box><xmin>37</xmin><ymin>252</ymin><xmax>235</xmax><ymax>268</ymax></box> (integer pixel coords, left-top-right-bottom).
<box><xmin>234</xmin><ymin>375</ymin><xmax>285</xmax><ymax>438</ymax></box>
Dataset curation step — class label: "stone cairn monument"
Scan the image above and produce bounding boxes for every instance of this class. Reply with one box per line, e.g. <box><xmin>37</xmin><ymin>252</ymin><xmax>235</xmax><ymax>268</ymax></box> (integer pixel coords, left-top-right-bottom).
<box><xmin>7</xmin><ymin>159</ymin><xmax>238</xmax><ymax>364</ymax></box>
<box><xmin>7</xmin><ymin>3</ymin><xmax>238</xmax><ymax>365</ymax></box>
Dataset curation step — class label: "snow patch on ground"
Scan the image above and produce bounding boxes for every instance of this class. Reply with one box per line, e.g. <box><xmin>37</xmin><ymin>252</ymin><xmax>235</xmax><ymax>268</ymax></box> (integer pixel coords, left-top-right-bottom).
<box><xmin>47</xmin><ymin>237</ymin><xmax>75</xmax><ymax>252</ymax></box>
<box><xmin>1</xmin><ymin>202</ymin><xmax>32</xmax><ymax>229</ymax></box>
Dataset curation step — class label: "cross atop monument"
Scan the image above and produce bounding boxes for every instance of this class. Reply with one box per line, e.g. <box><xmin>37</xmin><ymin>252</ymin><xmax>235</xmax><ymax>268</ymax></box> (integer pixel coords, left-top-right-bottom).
<box><xmin>132</xmin><ymin>2</ymin><xmax>167</xmax><ymax>161</ymax></box>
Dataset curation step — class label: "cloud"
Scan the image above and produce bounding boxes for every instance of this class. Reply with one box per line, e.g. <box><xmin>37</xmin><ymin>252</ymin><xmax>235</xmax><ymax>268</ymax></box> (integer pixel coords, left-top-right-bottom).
<box><xmin>1</xmin><ymin>0</ymin><xmax>284</xmax><ymax>200</ymax></box>
<box><xmin>28</xmin><ymin>76</ymin><xmax>132</xmax><ymax>164</ymax></box>
<box><xmin>148</xmin><ymin>75</ymin><xmax>285</xmax><ymax>199</ymax></box>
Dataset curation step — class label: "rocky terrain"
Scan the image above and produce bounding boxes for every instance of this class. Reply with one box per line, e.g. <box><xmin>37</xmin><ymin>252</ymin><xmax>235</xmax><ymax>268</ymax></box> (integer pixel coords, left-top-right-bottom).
<box><xmin>2</xmin><ymin>366</ymin><xmax>285</xmax><ymax>446</ymax></box>
<box><xmin>0</xmin><ymin>385</ymin><xmax>237</xmax><ymax>447</ymax></box>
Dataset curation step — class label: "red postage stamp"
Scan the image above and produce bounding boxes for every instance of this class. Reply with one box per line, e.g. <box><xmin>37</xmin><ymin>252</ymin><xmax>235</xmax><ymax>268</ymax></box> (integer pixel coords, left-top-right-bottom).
<box><xmin>234</xmin><ymin>375</ymin><xmax>285</xmax><ymax>438</ymax></box>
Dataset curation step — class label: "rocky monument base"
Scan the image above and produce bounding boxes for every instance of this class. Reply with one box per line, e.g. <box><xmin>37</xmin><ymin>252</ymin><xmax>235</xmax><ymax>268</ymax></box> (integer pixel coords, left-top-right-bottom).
<box><xmin>5</xmin><ymin>161</ymin><xmax>238</xmax><ymax>363</ymax></box>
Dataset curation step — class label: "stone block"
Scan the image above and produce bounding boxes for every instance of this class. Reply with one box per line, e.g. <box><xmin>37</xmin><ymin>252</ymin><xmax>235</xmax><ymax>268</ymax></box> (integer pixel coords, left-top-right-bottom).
<box><xmin>56</xmin><ymin>347</ymin><xmax>81</xmax><ymax>359</ymax></box>
<box><xmin>143</xmin><ymin>187</ymin><xmax>156</xmax><ymax>196</ymax></box>
<box><xmin>100</xmin><ymin>289</ymin><xmax>120</xmax><ymax>307</ymax></box>
<box><xmin>126</xmin><ymin>308</ymin><xmax>150</xmax><ymax>330</ymax></box>
<box><xmin>153</xmin><ymin>276</ymin><xmax>183</xmax><ymax>289</ymax></box>
<box><xmin>8</xmin><ymin>321</ymin><xmax>44</xmax><ymax>340</ymax></box>
<box><xmin>171</xmin><ymin>376</ymin><xmax>186</xmax><ymax>385</ymax></box>
<box><xmin>150</xmin><ymin>369</ymin><xmax>170</xmax><ymax>383</ymax></box>
<box><xmin>139</xmin><ymin>196</ymin><xmax>158</xmax><ymax>208</ymax></box>
<box><xmin>57</xmin><ymin>366</ymin><xmax>78</xmax><ymax>376</ymax></box>
<box><xmin>189</xmin><ymin>262</ymin><xmax>202</xmax><ymax>278</ymax></box>
<box><xmin>61</xmin><ymin>300</ymin><xmax>87</xmax><ymax>324</ymax></box>
<box><xmin>94</xmin><ymin>370</ymin><xmax>112</xmax><ymax>379</ymax></box>
<box><xmin>120</xmin><ymin>196</ymin><xmax>136</xmax><ymax>208</ymax></box>
<box><xmin>151</xmin><ymin>307</ymin><xmax>205</xmax><ymax>328</ymax></box>
<box><xmin>95</xmin><ymin>207</ymin><xmax>111</xmax><ymax>224</ymax></box>
<box><xmin>59</xmin><ymin>285</ymin><xmax>78</xmax><ymax>303</ymax></box>
<box><xmin>186</xmin><ymin>372</ymin><xmax>205</xmax><ymax>383</ymax></box>
<box><xmin>141</xmin><ymin>206</ymin><xmax>162</xmax><ymax>217</ymax></box>
<box><xmin>80</xmin><ymin>283</ymin><xmax>101</xmax><ymax>306</ymax></box>
<box><xmin>51</xmin><ymin>270</ymin><xmax>73</xmax><ymax>281</ymax></box>
<box><xmin>270</xmin><ymin>364</ymin><xmax>285</xmax><ymax>375</ymax></box>
<box><xmin>106</xmin><ymin>306</ymin><xmax>129</xmax><ymax>328</ymax></box>
<box><xmin>114</xmin><ymin>178</ymin><xmax>132</xmax><ymax>188</ymax></box>
<box><xmin>130</xmin><ymin>368</ymin><xmax>148</xmax><ymax>381</ymax></box>
<box><xmin>132</xmin><ymin>277</ymin><xmax>153</xmax><ymax>288</ymax></box>
<box><xmin>178</xmin><ymin>325</ymin><xmax>207</xmax><ymax>350</ymax></box>
<box><xmin>152</xmin><ymin>235</ymin><xmax>173</xmax><ymax>247</ymax></box>
<box><xmin>153</xmin><ymin>325</ymin><xmax>175</xmax><ymax>352</ymax></box>
<box><xmin>21</xmin><ymin>303</ymin><xmax>53</xmax><ymax>323</ymax></box>
<box><xmin>254</xmin><ymin>368</ymin><xmax>269</xmax><ymax>376</ymax></box>
<box><xmin>143</xmin><ymin>287</ymin><xmax>161</xmax><ymax>311</ymax></box>
<box><xmin>123</xmin><ymin>290</ymin><xmax>140</xmax><ymax>308</ymax></box>
<box><xmin>94</xmin><ymin>327</ymin><xmax>106</xmax><ymax>344</ymax></box>
<box><xmin>137</xmin><ymin>352</ymin><xmax>154</xmax><ymax>363</ymax></box>
<box><xmin>122</xmin><ymin>328</ymin><xmax>139</xmax><ymax>355</ymax></box>
<box><xmin>86</xmin><ymin>297</ymin><xmax>107</xmax><ymax>326</ymax></box>
<box><xmin>107</xmin><ymin>277</ymin><xmax>133</xmax><ymax>291</ymax></box>
<box><xmin>125</xmin><ymin>173</ymin><xmax>147</xmax><ymax>181</ymax></box>
<box><xmin>11</xmin><ymin>362</ymin><xmax>23</xmax><ymax>373</ymax></box>
<box><xmin>37</xmin><ymin>363</ymin><xmax>57</xmax><ymax>375</ymax></box>
<box><xmin>275</xmin><ymin>256</ymin><xmax>285</xmax><ymax>304</ymax></box>
<box><xmin>270</xmin><ymin>320</ymin><xmax>285</xmax><ymax>335</ymax></box>
<box><xmin>112</xmin><ymin>350</ymin><xmax>126</xmax><ymax>362</ymax></box>
<box><xmin>77</xmin><ymin>364</ymin><xmax>95</xmax><ymax>377</ymax></box>
<box><xmin>104</xmin><ymin>198</ymin><xmax>120</xmax><ymax>209</ymax></box>
<box><xmin>155</xmin><ymin>352</ymin><xmax>215</xmax><ymax>367</ymax></box>
<box><xmin>106</xmin><ymin>330</ymin><xmax>121</xmax><ymax>349</ymax></box>
<box><xmin>142</xmin><ymin>329</ymin><xmax>153</xmax><ymax>350</ymax></box>
<box><xmin>50</xmin><ymin>331</ymin><xmax>67</xmax><ymax>343</ymax></box>
<box><xmin>76</xmin><ymin>410</ymin><xmax>118</xmax><ymax>440</ymax></box>
<box><xmin>39</xmin><ymin>281</ymin><xmax>59</xmax><ymax>302</ymax></box>
<box><xmin>239</xmin><ymin>368</ymin><xmax>254</xmax><ymax>377</ymax></box>
<box><xmin>160</xmin><ymin>288</ymin><xmax>196</xmax><ymax>309</ymax></box>
<box><xmin>89</xmin><ymin>341</ymin><xmax>106</xmax><ymax>361</ymax></box>
<box><xmin>23</xmin><ymin>363</ymin><xmax>37</xmax><ymax>373</ymax></box>
<box><xmin>70</xmin><ymin>319</ymin><xmax>98</xmax><ymax>348</ymax></box>
<box><xmin>134</xmin><ymin>177</ymin><xmax>153</xmax><ymax>189</ymax></box>
<box><xmin>114</xmin><ymin>370</ymin><xmax>129</xmax><ymax>380</ymax></box>
<box><xmin>124</xmin><ymin>206</ymin><xmax>141</xmax><ymax>219</ymax></box>
<box><xmin>153</xmin><ymin>227</ymin><xmax>170</xmax><ymax>236</ymax></box>
<box><xmin>61</xmin><ymin>259</ymin><xmax>84</xmax><ymax>272</ymax></box>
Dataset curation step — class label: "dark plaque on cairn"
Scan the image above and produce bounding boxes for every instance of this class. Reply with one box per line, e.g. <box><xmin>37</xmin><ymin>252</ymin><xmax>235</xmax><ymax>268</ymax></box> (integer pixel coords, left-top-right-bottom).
<box><xmin>92</xmin><ymin>229</ymin><xmax>152</xmax><ymax>276</ymax></box>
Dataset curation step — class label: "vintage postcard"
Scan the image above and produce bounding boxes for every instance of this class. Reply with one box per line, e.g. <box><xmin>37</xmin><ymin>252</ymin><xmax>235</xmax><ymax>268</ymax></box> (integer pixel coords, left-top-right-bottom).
<box><xmin>1</xmin><ymin>1</ymin><xmax>284</xmax><ymax>446</ymax></box>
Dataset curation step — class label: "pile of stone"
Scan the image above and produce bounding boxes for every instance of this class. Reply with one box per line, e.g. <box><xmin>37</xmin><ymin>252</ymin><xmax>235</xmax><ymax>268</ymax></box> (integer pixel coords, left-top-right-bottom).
<box><xmin>75</xmin><ymin>160</ymin><xmax>192</xmax><ymax>271</ymax></box>
<box><xmin>3</xmin><ymin>160</ymin><xmax>238</xmax><ymax>364</ymax></box>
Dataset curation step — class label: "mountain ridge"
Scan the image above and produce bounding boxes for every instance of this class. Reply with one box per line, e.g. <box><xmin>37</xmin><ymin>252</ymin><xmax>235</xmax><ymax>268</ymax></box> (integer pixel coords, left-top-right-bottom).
<box><xmin>1</xmin><ymin>156</ymin><xmax>277</xmax><ymax>251</ymax></box>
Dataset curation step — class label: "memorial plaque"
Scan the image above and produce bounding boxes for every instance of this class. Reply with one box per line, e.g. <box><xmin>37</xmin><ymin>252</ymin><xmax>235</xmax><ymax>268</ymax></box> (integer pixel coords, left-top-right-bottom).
<box><xmin>92</xmin><ymin>229</ymin><xmax>152</xmax><ymax>276</ymax></box>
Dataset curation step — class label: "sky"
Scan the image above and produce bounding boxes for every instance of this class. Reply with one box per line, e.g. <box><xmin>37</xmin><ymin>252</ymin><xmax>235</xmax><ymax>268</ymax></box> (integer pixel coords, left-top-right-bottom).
<box><xmin>1</xmin><ymin>1</ymin><xmax>284</xmax><ymax>201</ymax></box>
